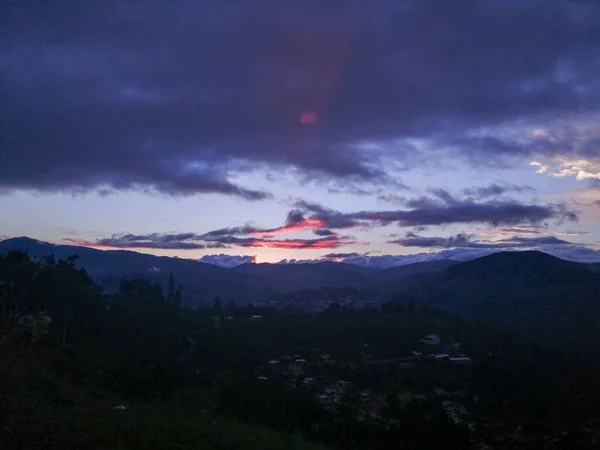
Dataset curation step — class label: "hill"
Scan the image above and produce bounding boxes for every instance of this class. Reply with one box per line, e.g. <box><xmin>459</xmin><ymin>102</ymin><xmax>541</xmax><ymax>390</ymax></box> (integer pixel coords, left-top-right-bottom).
<box><xmin>233</xmin><ymin>262</ymin><xmax>379</xmax><ymax>294</ymax></box>
<box><xmin>3</xmin><ymin>246</ymin><xmax>600</xmax><ymax>447</ymax></box>
<box><xmin>0</xmin><ymin>238</ymin><xmax>387</xmax><ymax>305</ymax></box>
<box><xmin>586</xmin><ymin>262</ymin><xmax>600</xmax><ymax>274</ymax></box>
<box><xmin>0</xmin><ymin>237</ymin><xmax>262</xmax><ymax>306</ymax></box>
<box><xmin>404</xmin><ymin>251</ymin><xmax>600</xmax><ymax>353</ymax></box>
<box><xmin>0</xmin><ymin>250</ymin><xmax>328</xmax><ymax>450</ymax></box>
<box><xmin>377</xmin><ymin>260</ymin><xmax>460</xmax><ymax>296</ymax></box>
<box><xmin>0</xmin><ymin>237</ymin><xmax>453</xmax><ymax>306</ymax></box>
<box><xmin>4</xmin><ymin>238</ymin><xmax>598</xmax><ymax>321</ymax></box>
<box><xmin>443</xmin><ymin>250</ymin><xmax>598</xmax><ymax>285</ymax></box>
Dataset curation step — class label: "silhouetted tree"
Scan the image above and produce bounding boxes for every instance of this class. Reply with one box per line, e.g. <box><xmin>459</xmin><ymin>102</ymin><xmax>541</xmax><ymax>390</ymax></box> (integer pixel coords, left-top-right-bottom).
<box><xmin>166</xmin><ymin>274</ymin><xmax>183</xmax><ymax>307</ymax></box>
<box><xmin>407</xmin><ymin>300</ymin><xmax>416</xmax><ymax>321</ymax></box>
<box><xmin>167</xmin><ymin>273</ymin><xmax>175</xmax><ymax>303</ymax></box>
<box><xmin>173</xmin><ymin>284</ymin><xmax>182</xmax><ymax>307</ymax></box>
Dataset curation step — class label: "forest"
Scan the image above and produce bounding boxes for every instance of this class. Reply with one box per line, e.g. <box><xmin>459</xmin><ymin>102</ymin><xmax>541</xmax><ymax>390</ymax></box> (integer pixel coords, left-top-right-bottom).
<box><xmin>1</xmin><ymin>250</ymin><xmax>600</xmax><ymax>449</ymax></box>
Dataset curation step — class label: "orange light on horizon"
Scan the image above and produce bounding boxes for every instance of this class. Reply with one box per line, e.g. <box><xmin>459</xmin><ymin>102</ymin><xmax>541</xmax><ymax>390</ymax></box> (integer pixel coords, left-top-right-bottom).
<box><xmin>247</xmin><ymin>218</ymin><xmax>328</xmax><ymax>236</ymax></box>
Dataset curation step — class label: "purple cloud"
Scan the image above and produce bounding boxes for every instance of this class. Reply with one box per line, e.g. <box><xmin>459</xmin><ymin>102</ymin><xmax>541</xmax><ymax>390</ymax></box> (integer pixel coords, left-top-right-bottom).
<box><xmin>2</xmin><ymin>1</ymin><xmax>600</xmax><ymax>197</ymax></box>
<box><xmin>389</xmin><ymin>233</ymin><xmax>575</xmax><ymax>249</ymax></box>
<box><xmin>463</xmin><ymin>183</ymin><xmax>534</xmax><ymax>198</ymax></box>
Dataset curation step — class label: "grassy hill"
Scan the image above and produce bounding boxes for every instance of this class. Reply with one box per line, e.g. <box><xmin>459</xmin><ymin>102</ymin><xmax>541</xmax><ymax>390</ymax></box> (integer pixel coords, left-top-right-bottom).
<box><xmin>1</xmin><ymin>238</ymin><xmax>383</xmax><ymax>305</ymax></box>
<box><xmin>0</xmin><ymin>343</ymin><xmax>327</xmax><ymax>450</ymax></box>
<box><xmin>233</xmin><ymin>262</ymin><xmax>379</xmax><ymax>294</ymax></box>
<box><xmin>403</xmin><ymin>251</ymin><xmax>600</xmax><ymax>353</ymax></box>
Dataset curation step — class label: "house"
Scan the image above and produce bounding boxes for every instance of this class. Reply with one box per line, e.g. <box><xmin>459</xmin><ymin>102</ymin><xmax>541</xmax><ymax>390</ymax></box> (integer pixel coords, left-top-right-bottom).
<box><xmin>433</xmin><ymin>387</ymin><xmax>449</xmax><ymax>396</ymax></box>
<box><xmin>319</xmin><ymin>380</ymin><xmax>351</xmax><ymax>406</ymax></box>
<box><xmin>449</xmin><ymin>357</ymin><xmax>472</xmax><ymax>364</ymax></box>
<box><xmin>18</xmin><ymin>310</ymin><xmax>52</xmax><ymax>341</ymax></box>
<box><xmin>288</xmin><ymin>362</ymin><xmax>304</xmax><ymax>377</ymax></box>
<box><xmin>441</xmin><ymin>401</ymin><xmax>469</xmax><ymax>424</ymax></box>
<box><xmin>420</xmin><ymin>334</ymin><xmax>440</xmax><ymax>345</ymax></box>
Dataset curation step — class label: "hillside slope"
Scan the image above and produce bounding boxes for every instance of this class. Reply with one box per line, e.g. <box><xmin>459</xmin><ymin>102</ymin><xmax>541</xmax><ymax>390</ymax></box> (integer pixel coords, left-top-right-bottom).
<box><xmin>405</xmin><ymin>251</ymin><xmax>600</xmax><ymax>352</ymax></box>
<box><xmin>233</xmin><ymin>262</ymin><xmax>379</xmax><ymax>293</ymax></box>
<box><xmin>0</xmin><ymin>238</ymin><xmax>265</xmax><ymax>305</ymax></box>
<box><xmin>0</xmin><ymin>238</ymin><xmax>381</xmax><ymax>304</ymax></box>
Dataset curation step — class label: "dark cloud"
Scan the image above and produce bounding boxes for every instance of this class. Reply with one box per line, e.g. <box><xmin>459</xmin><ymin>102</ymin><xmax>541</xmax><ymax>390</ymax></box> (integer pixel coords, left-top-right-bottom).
<box><xmin>2</xmin><ymin>1</ymin><xmax>600</xmax><ymax>197</ymax></box>
<box><xmin>288</xmin><ymin>200</ymin><xmax>367</xmax><ymax>230</ymax></box>
<box><xmin>73</xmin><ymin>193</ymin><xmax>578</xmax><ymax>252</ymax></box>
<box><xmin>389</xmin><ymin>232</ymin><xmax>575</xmax><ymax>249</ymax></box>
<box><xmin>377</xmin><ymin>194</ymin><xmax>407</xmax><ymax>205</ymax></box>
<box><xmin>255</xmin><ymin>195</ymin><xmax>579</xmax><ymax>236</ymax></box>
<box><xmin>204</xmin><ymin>234</ymin><xmax>354</xmax><ymax>250</ymax></box>
<box><xmin>286</xmin><ymin>210</ymin><xmax>306</xmax><ymax>225</ymax></box>
<box><xmin>348</xmin><ymin>199</ymin><xmax>577</xmax><ymax>227</ymax></box>
<box><xmin>463</xmin><ymin>183</ymin><xmax>534</xmax><ymax>198</ymax></box>
<box><xmin>200</xmin><ymin>226</ymin><xmax>263</xmax><ymax>239</ymax></box>
<box><xmin>313</xmin><ymin>229</ymin><xmax>335</xmax><ymax>236</ymax></box>
<box><xmin>554</xmin><ymin>230</ymin><xmax>589</xmax><ymax>236</ymax></box>
<box><xmin>98</xmin><ymin>233</ymin><xmax>228</xmax><ymax>250</ymax></box>
<box><xmin>227</xmin><ymin>194</ymin><xmax>580</xmax><ymax>239</ymax></box>
<box><xmin>322</xmin><ymin>252</ymin><xmax>362</xmax><ymax>259</ymax></box>
<box><xmin>69</xmin><ymin>230</ymin><xmax>356</xmax><ymax>250</ymax></box>
<box><xmin>487</xmin><ymin>226</ymin><xmax>543</xmax><ymax>234</ymax></box>
<box><xmin>476</xmin><ymin>226</ymin><xmax>587</xmax><ymax>237</ymax></box>
<box><xmin>65</xmin><ymin>234</ymin><xmax>228</xmax><ymax>250</ymax></box>
<box><xmin>287</xmin><ymin>194</ymin><xmax>579</xmax><ymax>231</ymax></box>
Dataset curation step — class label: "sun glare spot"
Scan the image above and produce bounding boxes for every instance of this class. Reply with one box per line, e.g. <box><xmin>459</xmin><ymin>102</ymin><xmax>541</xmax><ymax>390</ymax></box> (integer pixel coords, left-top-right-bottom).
<box><xmin>300</xmin><ymin>111</ymin><xmax>317</xmax><ymax>124</ymax></box>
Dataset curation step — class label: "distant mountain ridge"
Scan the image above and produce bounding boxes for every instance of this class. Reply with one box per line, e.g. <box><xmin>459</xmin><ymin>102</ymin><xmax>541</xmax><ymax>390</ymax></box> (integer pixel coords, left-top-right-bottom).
<box><xmin>2</xmin><ymin>237</ymin><xmax>432</xmax><ymax>304</ymax></box>
<box><xmin>0</xmin><ymin>237</ymin><xmax>266</xmax><ymax>305</ymax></box>
<box><xmin>400</xmin><ymin>251</ymin><xmax>600</xmax><ymax>353</ymax></box>
<box><xmin>2</xmin><ymin>238</ymin><xmax>599</xmax><ymax>318</ymax></box>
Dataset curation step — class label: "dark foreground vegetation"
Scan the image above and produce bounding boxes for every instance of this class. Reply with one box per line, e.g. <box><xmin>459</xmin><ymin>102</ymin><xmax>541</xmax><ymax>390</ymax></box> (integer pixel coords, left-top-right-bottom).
<box><xmin>1</xmin><ymin>250</ymin><xmax>600</xmax><ymax>449</ymax></box>
<box><xmin>0</xmin><ymin>252</ymin><xmax>326</xmax><ymax>450</ymax></box>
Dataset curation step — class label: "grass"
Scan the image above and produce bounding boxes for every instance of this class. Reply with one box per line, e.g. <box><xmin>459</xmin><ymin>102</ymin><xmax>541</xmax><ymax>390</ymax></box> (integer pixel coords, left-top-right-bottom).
<box><xmin>0</xmin><ymin>344</ymin><xmax>329</xmax><ymax>450</ymax></box>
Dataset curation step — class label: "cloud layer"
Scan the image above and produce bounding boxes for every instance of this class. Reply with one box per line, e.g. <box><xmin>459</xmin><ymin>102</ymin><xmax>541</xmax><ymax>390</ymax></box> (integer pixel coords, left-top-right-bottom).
<box><xmin>389</xmin><ymin>232</ymin><xmax>575</xmax><ymax>249</ymax></box>
<box><xmin>64</xmin><ymin>191</ymin><xmax>578</xmax><ymax>251</ymax></box>
<box><xmin>66</xmin><ymin>230</ymin><xmax>356</xmax><ymax>251</ymax></box>
<box><xmin>2</xmin><ymin>1</ymin><xmax>600</xmax><ymax>197</ymax></box>
<box><xmin>198</xmin><ymin>254</ymin><xmax>256</xmax><ymax>268</ymax></box>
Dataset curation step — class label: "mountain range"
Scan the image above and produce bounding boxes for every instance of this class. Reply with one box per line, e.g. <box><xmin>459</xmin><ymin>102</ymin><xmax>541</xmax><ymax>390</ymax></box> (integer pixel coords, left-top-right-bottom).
<box><xmin>2</xmin><ymin>236</ymin><xmax>600</xmax><ymax>352</ymax></box>
<box><xmin>0</xmin><ymin>237</ymin><xmax>463</xmax><ymax>304</ymax></box>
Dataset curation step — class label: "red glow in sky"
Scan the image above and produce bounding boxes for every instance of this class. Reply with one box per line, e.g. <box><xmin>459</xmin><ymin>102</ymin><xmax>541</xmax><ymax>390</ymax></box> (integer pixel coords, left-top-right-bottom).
<box><xmin>300</xmin><ymin>111</ymin><xmax>317</xmax><ymax>124</ymax></box>
<box><xmin>248</xmin><ymin>218</ymin><xmax>328</xmax><ymax>235</ymax></box>
<box><xmin>243</xmin><ymin>238</ymin><xmax>341</xmax><ymax>250</ymax></box>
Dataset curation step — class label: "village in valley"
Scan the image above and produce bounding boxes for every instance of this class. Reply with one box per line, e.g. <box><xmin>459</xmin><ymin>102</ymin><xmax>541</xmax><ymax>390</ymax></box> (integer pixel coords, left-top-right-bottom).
<box><xmin>253</xmin><ymin>330</ymin><xmax>473</xmax><ymax>427</ymax></box>
<box><xmin>5</xmin><ymin>252</ymin><xmax>599</xmax><ymax>449</ymax></box>
<box><xmin>156</xmin><ymin>292</ymin><xmax>600</xmax><ymax>449</ymax></box>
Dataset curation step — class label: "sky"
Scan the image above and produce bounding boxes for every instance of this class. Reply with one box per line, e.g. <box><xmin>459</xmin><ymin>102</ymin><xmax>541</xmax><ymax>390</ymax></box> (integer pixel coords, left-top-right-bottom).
<box><xmin>1</xmin><ymin>0</ymin><xmax>600</xmax><ymax>266</ymax></box>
